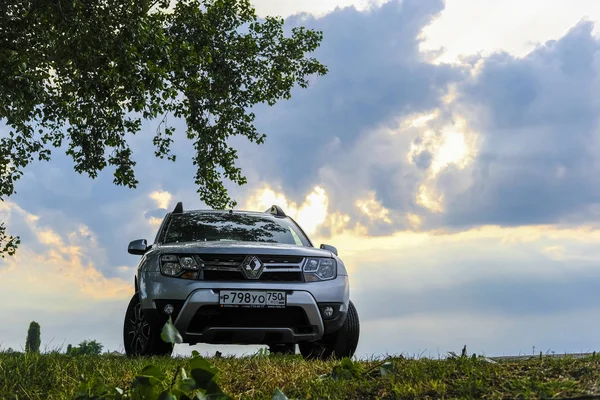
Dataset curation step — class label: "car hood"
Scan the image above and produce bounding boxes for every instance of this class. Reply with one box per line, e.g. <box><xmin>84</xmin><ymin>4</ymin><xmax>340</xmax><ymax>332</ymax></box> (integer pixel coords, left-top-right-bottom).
<box><xmin>154</xmin><ymin>241</ymin><xmax>333</xmax><ymax>258</ymax></box>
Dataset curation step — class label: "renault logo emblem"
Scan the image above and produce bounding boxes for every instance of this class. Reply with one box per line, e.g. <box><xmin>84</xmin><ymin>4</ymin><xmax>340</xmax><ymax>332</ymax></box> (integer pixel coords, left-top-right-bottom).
<box><xmin>241</xmin><ymin>255</ymin><xmax>264</xmax><ymax>279</ymax></box>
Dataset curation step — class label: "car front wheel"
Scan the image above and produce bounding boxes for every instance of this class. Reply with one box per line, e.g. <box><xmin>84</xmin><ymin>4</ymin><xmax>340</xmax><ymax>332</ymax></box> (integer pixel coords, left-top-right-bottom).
<box><xmin>123</xmin><ymin>292</ymin><xmax>173</xmax><ymax>357</ymax></box>
<box><xmin>299</xmin><ymin>300</ymin><xmax>360</xmax><ymax>360</ymax></box>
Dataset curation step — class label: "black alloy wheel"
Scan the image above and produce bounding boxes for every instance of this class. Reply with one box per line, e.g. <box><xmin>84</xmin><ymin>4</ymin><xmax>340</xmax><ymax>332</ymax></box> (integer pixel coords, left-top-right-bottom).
<box><xmin>123</xmin><ymin>293</ymin><xmax>173</xmax><ymax>357</ymax></box>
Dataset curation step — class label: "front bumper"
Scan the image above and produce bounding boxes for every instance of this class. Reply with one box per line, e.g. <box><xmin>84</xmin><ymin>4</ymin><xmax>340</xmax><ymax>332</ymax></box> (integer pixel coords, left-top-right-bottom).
<box><xmin>138</xmin><ymin>272</ymin><xmax>349</xmax><ymax>344</ymax></box>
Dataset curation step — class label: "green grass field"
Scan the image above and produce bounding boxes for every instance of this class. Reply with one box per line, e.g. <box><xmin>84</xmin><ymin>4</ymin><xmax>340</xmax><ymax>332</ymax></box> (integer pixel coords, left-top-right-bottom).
<box><xmin>1</xmin><ymin>350</ymin><xmax>600</xmax><ymax>399</ymax></box>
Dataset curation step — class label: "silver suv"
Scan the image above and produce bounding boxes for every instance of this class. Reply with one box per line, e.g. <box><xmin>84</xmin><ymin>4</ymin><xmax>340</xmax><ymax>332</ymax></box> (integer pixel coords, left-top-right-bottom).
<box><xmin>123</xmin><ymin>202</ymin><xmax>360</xmax><ymax>359</ymax></box>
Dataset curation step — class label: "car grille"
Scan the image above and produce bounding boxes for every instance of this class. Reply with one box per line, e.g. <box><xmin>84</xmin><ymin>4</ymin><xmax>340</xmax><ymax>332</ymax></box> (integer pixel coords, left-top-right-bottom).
<box><xmin>199</xmin><ymin>254</ymin><xmax>304</xmax><ymax>264</ymax></box>
<box><xmin>187</xmin><ymin>305</ymin><xmax>313</xmax><ymax>334</ymax></box>
<box><xmin>203</xmin><ymin>270</ymin><xmax>303</xmax><ymax>282</ymax></box>
<box><xmin>196</xmin><ymin>253</ymin><xmax>305</xmax><ymax>282</ymax></box>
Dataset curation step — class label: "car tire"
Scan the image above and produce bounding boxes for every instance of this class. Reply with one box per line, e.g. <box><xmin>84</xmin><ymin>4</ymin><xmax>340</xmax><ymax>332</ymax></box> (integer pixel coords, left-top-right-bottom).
<box><xmin>299</xmin><ymin>300</ymin><xmax>360</xmax><ymax>360</ymax></box>
<box><xmin>268</xmin><ymin>343</ymin><xmax>296</xmax><ymax>355</ymax></box>
<box><xmin>123</xmin><ymin>292</ymin><xmax>173</xmax><ymax>357</ymax></box>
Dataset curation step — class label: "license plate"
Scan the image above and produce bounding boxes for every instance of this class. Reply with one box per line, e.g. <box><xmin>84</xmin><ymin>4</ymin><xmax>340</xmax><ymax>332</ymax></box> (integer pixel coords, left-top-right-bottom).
<box><xmin>219</xmin><ymin>290</ymin><xmax>287</xmax><ymax>308</ymax></box>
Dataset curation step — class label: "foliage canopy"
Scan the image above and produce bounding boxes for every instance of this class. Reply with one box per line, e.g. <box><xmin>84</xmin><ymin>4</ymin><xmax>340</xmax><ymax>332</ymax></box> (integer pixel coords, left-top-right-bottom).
<box><xmin>25</xmin><ymin>320</ymin><xmax>41</xmax><ymax>353</ymax></box>
<box><xmin>0</xmin><ymin>0</ymin><xmax>327</xmax><ymax>255</ymax></box>
<box><xmin>67</xmin><ymin>340</ymin><xmax>104</xmax><ymax>356</ymax></box>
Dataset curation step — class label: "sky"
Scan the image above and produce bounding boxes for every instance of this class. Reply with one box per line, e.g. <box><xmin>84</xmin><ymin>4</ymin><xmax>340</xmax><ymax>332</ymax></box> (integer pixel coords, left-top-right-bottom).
<box><xmin>2</xmin><ymin>0</ymin><xmax>600</xmax><ymax>358</ymax></box>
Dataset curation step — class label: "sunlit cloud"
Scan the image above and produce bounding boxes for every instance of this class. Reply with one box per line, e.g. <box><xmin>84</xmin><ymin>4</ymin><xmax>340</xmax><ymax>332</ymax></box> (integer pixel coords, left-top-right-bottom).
<box><xmin>406</xmin><ymin>212</ymin><xmax>423</xmax><ymax>229</ymax></box>
<box><xmin>406</xmin><ymin>112</ymin><xmax>478</xmax><ymax>213</ymax></box>
<box><xmin>244</xmin><ymin>185</ymin><xmax>329</xmax><ymax>235</ymax></box>
<box><xmin>430</xmin><ymin>124</ymin><xmax>473</xmax><ymax>175</ymax></box>
<box><xmin>296</xmin><ymin>187</ymin><xmax>329</xmax><ymax>234</ymax></box>
<box><xmin>244</xmin><ymin>186</ymin><xmax>298</xmax><ymax>214</ymax></box>
<box><xmin>419</xmin><ymin>0</ymin><xmax>600</xmax><ymax>65</ymax></box>
<box><xmin>149</xmin><ymin>190</ymin><xmax>173</xmax><ymax>210</ymax></box>
<box><xmin>355</xmin><ymin>192</ymin><xmax>392</xmax><ymax>223</ymax></box>
<box><xmin>416</xmin><ymin>184</ymin><xmax>444</xmax><ymax>213</ymax></box>
<box><xmin>251</xmin><ymin>0</ymin><xmax>392</xmax><ymax>18</ymax></box>
<box><xmin>0</xmin><ymin>201</ymin><xmax>131</xmax><ymax>303</ymax></box>
<box><xmin>322</xmin><ymin>222</ymin><xmax>600</xmax><ymax>283</ymax></box>
<box><xmin>409</xmin><ymin>117</ymin><xmax>476</xmax><ymax>177</ymax></box>
<box><xmin>148</xmin><ymin>216</ymin><xmax>163</xmax><ymax>227</ymax></box>
<box><xmin>404</xmin><ymin>110</ymin><xmax>440</xmax><ymax>128</ymax></box>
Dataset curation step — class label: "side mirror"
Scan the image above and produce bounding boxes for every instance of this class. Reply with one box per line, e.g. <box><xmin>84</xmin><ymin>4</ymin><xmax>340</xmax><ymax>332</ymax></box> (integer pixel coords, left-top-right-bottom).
<box><xmin>128</xmin><ymin>239</ymin><xmax>149</xmax><ymax>255</ymax></box>
<box><xmin>320</xmin><ymin>244</ymin><xmax>338</xmax><ymax>256</ymax></box>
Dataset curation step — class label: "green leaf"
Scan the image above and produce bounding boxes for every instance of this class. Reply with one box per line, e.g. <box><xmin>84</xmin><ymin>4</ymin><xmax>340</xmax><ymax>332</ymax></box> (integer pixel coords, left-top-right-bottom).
<box><xmin>141</xmin><ymin>365</ymin><xmax>167</xmax><ymax>381</ymax></box>
<box><xmin>205</xmin><ymin>393</ymin><xmax>233</xmax><ymax>400</ymax></box>
<box><xmin>190</xmin><ymin>355</ymin><xmax>217</xmax><ymax>372</ymax></box>
<box><xmin>171</xmin><ymin>388</ymin><xmax>194</xmax><ymax>400</ymax></box>
<box><xmin>181</xmin><ymin>367</ymin><xmax>188</xmax><ymax>380</ymax></box>
<box><xmin>186</xmin><ymin>356</ymin><xmax>230</xmax><ymax>397</ymax></box>
<box><xmin>190</xmin><ymin>366</ymin><xmax>217</xmax><ymax>389</ymax></box>
<box><xmin>179</xmin><ymin>377</ymin><xmax>198</xmax><ymax>392</ymax></box>
<box><xmin>331</xmin><ymin>357</ymin><xmax>361</xmax><ymax>380</ymax></box>
<box><xmin>205</xmin><ymin>380</ymin><xmax>228</xmax><ymax>398</ymax></box>
<box><xmin>272</xmin><ymin>389</ymin><xmax>289</xmax><ymax>400</ymax></box>
<box><xmin>158</xmin><ymin>390</ymin><xmax>177</xmax><ymax>400</ymax></box>
<box><xmin>161</xmin><ymin>316</ymin><xmax>183</xmax><ymax>344</ymax></box>
<box><xmin>132</xmin><ymin>375</ymin><xmax>159</xmax><ymax>388</ymax></box>
<box><xmin>131</xmin><ymin>375</ymin><xmax>162</xmax><ymax>399</ymax></box>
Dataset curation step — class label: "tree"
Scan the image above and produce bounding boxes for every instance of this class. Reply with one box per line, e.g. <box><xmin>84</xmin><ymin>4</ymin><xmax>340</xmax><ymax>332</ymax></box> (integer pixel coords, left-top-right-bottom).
<box><xmin>25</xmin><ymin>321</ymin><xmax>40</xmax><ymax>353</ymax></box>
<box><xmin>0</xmin><ymin>0</ymin><xmax>328</xmax><ymax>256</ymax></box>
<box><xmin>66</xmin><ymin>339</ymin><xmax>104</xmax><ymax>356</ymax></box>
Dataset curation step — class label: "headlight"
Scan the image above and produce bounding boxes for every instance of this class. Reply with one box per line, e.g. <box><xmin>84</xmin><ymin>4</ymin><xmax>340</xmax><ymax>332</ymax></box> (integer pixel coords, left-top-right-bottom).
<box><xmin>303</xmin><ymin>258</ymin><xmax>337</xmax><ymax>281</ymax></box>
<box><xmin>160</xmin><ymin>254</ymin><xmax>200</xmax><ymax>279</ymax></box>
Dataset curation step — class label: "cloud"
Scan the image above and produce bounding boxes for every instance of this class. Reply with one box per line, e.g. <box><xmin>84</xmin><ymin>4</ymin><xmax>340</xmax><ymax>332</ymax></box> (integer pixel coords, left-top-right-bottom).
<box><xmin>355</xmin><ymin>192</ymin><xmax>392</xmax><ymax>224</ymax></box>
<box><xmin>239</xmin><ymin>12</ymin><xmax>600</xmax><ymax>234</ymax></box>
<box><xmin>2</xmin><ymin>0</ymin><xmax>600</xmax><ymax>359</ymax></box>
<box><xmin>149</xmin><ymin>190</ymin><xmax>173</xmax><ymax>210</ymax></box>
<box><xmin>435</xmin><ymin>20</ymin><xmax>600</xmax><ymax>228</ymax></box>
<box><xmin>244</xmin><ymin>185</ymin><xmax>329</xmax><ymax>235</ymax></box>
<box><xmin>0</xmin><ymin>201</ymin><xmax>133</xmax><ymax>352</ymax></box>
<box><xmin>251</xmin><ymin>0</ymin><xmax>393</xmax><ymax>18</ymax></box>
<box><xmin>6</xmin><ymin>1</ymin><xmax>600</xmax><ymax>244</ymax></box>
<box><xmin>236</xmin><ymin>6</ymin><xmax>600</xmax><ymax>235</ymax></box>
<box><xmin>419</xmin><ymin>0</ymin><xmax>600</xmax><ymax>64</ymax></box>
<box><xmin>0</xmin><ymin>201</ymin><xmax>131</xmax><ymax>300</ymax></box>
<box><xmin>235</xmin><ymin>0</ymin><xmax>465</xmax><ymax>212</ymax></box>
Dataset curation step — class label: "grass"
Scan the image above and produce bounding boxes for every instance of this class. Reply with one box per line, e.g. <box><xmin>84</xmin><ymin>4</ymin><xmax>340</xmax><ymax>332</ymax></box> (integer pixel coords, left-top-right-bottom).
<box><xmin>1</xmin><ymin>350</ymin><xmax>600</xmax><ymax>399</ymax></box>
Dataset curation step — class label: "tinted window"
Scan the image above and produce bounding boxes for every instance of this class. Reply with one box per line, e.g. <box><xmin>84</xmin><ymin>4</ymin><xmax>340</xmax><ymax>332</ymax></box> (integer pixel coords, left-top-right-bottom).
<box><xmin>161</xmin><ymin>212</ymin><xmax>310</xmax><ymax>246</ymax></box>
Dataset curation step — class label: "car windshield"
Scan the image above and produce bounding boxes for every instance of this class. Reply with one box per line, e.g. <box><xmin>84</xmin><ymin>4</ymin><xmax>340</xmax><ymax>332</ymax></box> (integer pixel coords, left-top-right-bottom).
<box><xmin>161</xmin><ymin>212</ymin><xmax>311</xmax><ymax>246</ymax></box>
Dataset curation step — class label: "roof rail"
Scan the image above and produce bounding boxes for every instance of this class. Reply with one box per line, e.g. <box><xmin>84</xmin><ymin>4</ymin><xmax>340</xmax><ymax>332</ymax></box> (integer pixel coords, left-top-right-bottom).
<box><xmin>172</xmin><ymin>201</ymin><xmax>183</xmax><ymax>214</ymax></box>
<box><xmin>265</xmin><ymin>205</ymin><xmax>286</xmax><ymax>218</ymax></box>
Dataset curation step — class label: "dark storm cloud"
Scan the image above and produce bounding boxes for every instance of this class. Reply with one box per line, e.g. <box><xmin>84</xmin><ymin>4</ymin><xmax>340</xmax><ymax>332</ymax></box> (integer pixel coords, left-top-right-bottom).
<box><xmin>241</xmin><ymin>0</ymin><xmax>465</xmax><ymax>201</ymax></box>
<box><xmin>438</xmin><ymin>21</ymin><xmax>600</xmax><ymax>228</ymax></box>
